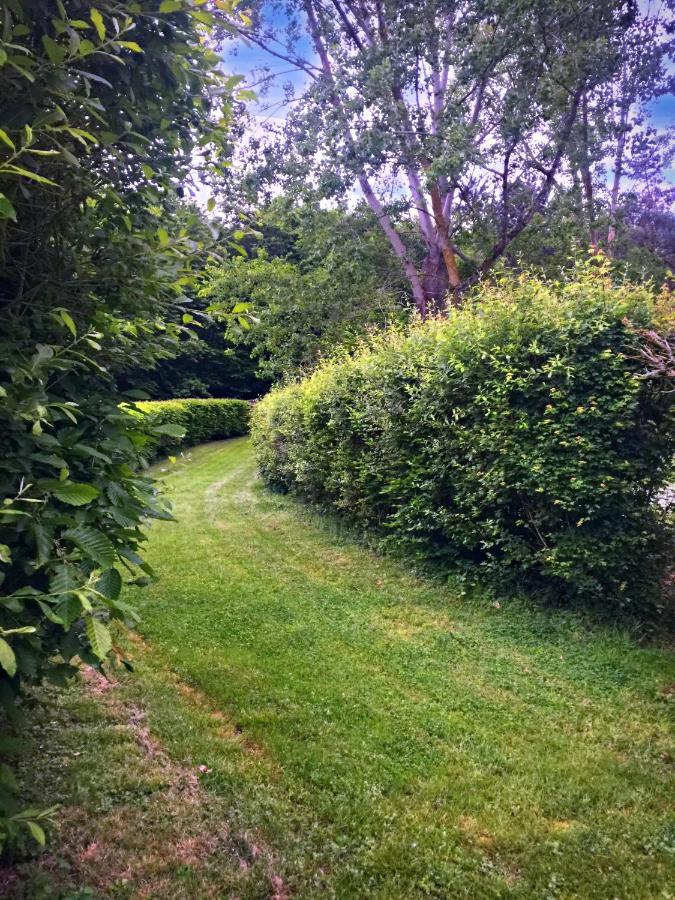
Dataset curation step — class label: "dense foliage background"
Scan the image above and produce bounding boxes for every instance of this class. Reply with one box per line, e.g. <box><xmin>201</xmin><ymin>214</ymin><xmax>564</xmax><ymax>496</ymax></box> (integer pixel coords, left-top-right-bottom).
<box><xmin>235</xmin><ymin>0</ymin><xmax>674</xmax><ymax>312</ymax></box>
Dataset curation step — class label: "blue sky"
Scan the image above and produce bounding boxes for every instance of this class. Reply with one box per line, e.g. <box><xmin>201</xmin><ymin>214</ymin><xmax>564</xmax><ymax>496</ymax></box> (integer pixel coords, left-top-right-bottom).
<box><xmin>650</xmin><ymin>94</ymin><xmax>675</xmax><ymax>130</ymax></box>
<box><xmin>224</xmin><ymin>20</ymin><xmax>311</xmax><ymax>118</ymax></box>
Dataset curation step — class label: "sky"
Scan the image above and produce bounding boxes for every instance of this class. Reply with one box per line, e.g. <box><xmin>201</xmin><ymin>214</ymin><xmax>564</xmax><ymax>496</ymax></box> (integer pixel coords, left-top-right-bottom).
<box><xmin>224</xmin><ymin>17</ymin><xmax>311</xmax><ymax>122</ymax></box>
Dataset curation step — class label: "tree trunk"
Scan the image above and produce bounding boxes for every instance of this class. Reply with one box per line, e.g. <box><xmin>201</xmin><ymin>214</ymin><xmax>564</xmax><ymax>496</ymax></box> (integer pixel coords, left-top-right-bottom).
<box><xmin>608</xmin><ymin>92</ymin><xmax>630</xmax><ymax>248</ymax></box>
<box><xmin>579</xmin><ymin>93</ymin><xmax>599</xmax><ymax>249</ymax></box>
<box><xmin>421</xmin><ymin>245</ymin><xmax>450</xmax><ymax>313</ymax></box>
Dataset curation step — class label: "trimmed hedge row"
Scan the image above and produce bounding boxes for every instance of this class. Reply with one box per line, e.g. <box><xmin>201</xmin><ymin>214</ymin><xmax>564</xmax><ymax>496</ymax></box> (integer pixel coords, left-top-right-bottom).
<box><xmin>137</xmin><ymin>398</ymin><xmax>251</xmax><ymax>457</ymax></box>
<box><xmin>252</xmin><ymin>267</ymin><xmax>674</xmax><ymax>610</ymax></box>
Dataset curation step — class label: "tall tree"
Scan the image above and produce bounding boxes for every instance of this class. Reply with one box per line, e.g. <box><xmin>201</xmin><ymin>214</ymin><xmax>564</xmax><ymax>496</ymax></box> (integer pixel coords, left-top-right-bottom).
<box><xmin>579</xmin><ymin>1</ymin><xmax>674</xmax><ymax>248</ymax></box>
<box><xmin>227</xmin><ymin>0</ymin><xmax>636</xmax><ymax>314</ymax></box>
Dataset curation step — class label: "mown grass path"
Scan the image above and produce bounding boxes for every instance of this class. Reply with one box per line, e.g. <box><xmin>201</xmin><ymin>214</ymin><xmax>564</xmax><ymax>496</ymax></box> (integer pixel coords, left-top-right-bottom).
<box><xmin>12</xmin><ymin>437</ymin><xmax>674</xmax><ymax>899</ymax></box>
<box><xmin>114</xmin><ymin>437</ymin><xmax>674</xmax><ymax>899</ymax></box>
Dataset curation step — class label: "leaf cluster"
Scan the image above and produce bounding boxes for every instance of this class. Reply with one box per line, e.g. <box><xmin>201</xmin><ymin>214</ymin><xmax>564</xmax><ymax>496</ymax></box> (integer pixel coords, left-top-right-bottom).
<box><xmin>202</xmin><ymin>200</ymin><xmax>412</xmax><ymax>380</ymax></box>
<box><xmin>0</xmin><ymin>0</ymin><xmax>245</xmax><ymax>850</ymax></box>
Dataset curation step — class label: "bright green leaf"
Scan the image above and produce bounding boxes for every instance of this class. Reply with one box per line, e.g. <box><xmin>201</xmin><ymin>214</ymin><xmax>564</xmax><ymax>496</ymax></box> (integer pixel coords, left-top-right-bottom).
<box><xmin>90</xmin><ymin>8</ymin><xmax>105</xmax><ymax>41</ymax></box>
<box><xmin>116</xmin><ymin>41</ymin><xmax>143</xmax><ymax>52</ymax></box>
<box><xmin>0</xmin><ymin>638</ymin><xmax>17</xmax><ymax>677</ymax></box>
<box><xmin>152</xmin><ymin>423</ymin><xmax>186</xmax><ymax>438</ymax></box>
<box><xmin>0</xmin><ymin>128</ymin><xmax>15</xmax><ymax>150</ymax></box>
<box><xmin>26</xmin><ymin>821</ymin><xmax>46</xmax><ymax>846</ymax></box>
<box><xmin>48</xmin><ymin>481</ymin><xmax>100</xmax><ymax>506</ymax></box>
<box><xmin>85</xmin><ymin>616</ymin><xmax>112</xmax><ymax>660</ymax></box>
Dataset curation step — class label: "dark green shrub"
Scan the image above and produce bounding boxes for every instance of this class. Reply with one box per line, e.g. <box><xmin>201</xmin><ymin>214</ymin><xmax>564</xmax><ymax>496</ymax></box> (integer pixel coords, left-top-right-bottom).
<box><xmin>136</xmin><ymin>399</ymin><xmax>251</xmax><ymax>458</ymax></box>
<box><xmin>252</xmin><ymin>262</ymin><xmax>674</xmax><ymax>610</ymax></box>
<box><xmin>0</xmin><ymin>0</ymin><xmax>245</xmax><ymax>850</ymax></box>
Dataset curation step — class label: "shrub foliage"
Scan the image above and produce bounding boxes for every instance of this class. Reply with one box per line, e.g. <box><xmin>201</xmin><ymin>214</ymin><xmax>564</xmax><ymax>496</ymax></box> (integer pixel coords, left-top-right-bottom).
<box><xmin>253</xmin><ymin>263</ymin><xmax>674</xmax><ymax>609</ymax></box>
<box><xmin>136</xmin><ymin>399</ymin><xmax>251</xmax><ymax>458</ymax></box>
<box><xmin>0</xmin><ymin>0</ymin><xmax>245</xmax><ymax>848</ymax></box>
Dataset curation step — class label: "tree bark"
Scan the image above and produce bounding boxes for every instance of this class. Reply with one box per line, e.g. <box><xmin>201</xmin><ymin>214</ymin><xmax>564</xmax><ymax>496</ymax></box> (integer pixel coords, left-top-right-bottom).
<box><xmin>607</xmin><ymin>92</ymin><xmax>630</xmax><ymax>247</ymax></box>
<box><xmin>578</xmin><ymin>92</ymin><xmax>599</xmax><ymax>248</ymax></box>
<box><xmin>421</xmin><ymin>245</ymin><xmax>450</xmax><ymax>312</ymax></box>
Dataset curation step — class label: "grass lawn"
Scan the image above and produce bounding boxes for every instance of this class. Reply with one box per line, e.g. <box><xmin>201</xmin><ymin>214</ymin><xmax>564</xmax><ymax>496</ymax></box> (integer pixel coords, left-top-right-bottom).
<box><xmin>7</xmin><ymin>437</ymin><xmax>675</xmax><ymax>898</ymax></box>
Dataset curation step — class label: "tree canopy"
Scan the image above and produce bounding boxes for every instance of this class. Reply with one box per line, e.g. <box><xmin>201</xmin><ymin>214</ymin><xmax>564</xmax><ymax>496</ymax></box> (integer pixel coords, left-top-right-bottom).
<box><xmin>230</xmin><ymin>0</ymin><xmax>673</xmax><ymax>314</ymax></box>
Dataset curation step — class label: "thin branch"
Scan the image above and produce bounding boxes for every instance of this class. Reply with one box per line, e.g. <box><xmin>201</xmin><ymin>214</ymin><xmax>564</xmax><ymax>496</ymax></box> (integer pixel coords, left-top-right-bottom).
<box><xmin>328</xmin><ymin>0</ymin><xmax>366</xmax><ymax>50</ymax></box>
<box><xmin>466</xmin><ymin>81</ymin><xmax>587</xmax><ymax>287</ymax></box>
<box><xmin>232</xmin><ymin>26</ymin><xmax>321</xmax><ymax>80</ymax></box>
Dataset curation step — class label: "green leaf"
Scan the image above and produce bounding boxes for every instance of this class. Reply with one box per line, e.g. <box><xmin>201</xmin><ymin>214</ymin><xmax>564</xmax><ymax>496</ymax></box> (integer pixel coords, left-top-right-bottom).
<box><xmin>3</xmin><ymin>165</ymin><xmax>57</xmax><ymax>186</ymax></box>
<box><xmin>85</xmin><ymin>616</ymin><xmax>112</xmax><ymax>660</ymax></box>
<box><xmin>48</xmin><ymin>481</ymin><xmax>100</xmax><ymax>506</ymax></box>
<box><xmin>189</xmin><ymin>9</ymin><xmax>214</xmax><ymax>24</ymax></box>
<box><xmin>157</xmin><ymin>227</ymin><xmax>170</xmax><ymax>246</ymax></box>
<box><xmin>0</xmin><ymin>638</ymin><xmax>17</xmax><ymax>677</ymax></box>
<box><xmin>77</xmin><ymin>38</ymin><xmax>95</xmax><ymax>56</ymax></box>
<box><xmin>64</xmin><ymin>525</ymin><xmax>115</xmax><ymax>568</ymax></box>
<box><xmin>50</xmin><ymin>564</ymin><xmax>78</xmax><ymax>595</ymax></box>
<box><xmin>96</xmin><ymin>568</ymin><xmax>122</xmax><ymax>600</ymax></box>
<box><xmin>31</xmin><ymin>523</ymin><xmax>51</xmax><ymax>566</ymax></box>
<box><xmin>74</xmin><ymin>445</ymin><xmax>111</xmax><ymax>464</ymax></box>
<box><xmin>55</xmin><ymin>308</ymin><xmax>77</xmax><ymax>336</ymax></box>
<box><xmin>42</xmin><ymin>35</ymin><xmax>66</xmax><ymax>64</ymax></box>
<box><xmin>0</xmin><ymin>544</ymin><xmax>11</xmax><ymax>564</ymax></box>
<box><xmin>54</xmin><ymin>594</ymin><xmax>82</xmax><ymax>630</ymax></box>
<box><xmin>90</xmin><ymin>8</ymin><xmax>105</xmax><ymax>41</ymax></box>
<box><xmin>122</xmin><ymin>389</ymin><xmax>150</xmax><ymax>400</ymax></box>
<box><xmin>159</xmin><ymin>0</ymin><xmax>182</xmax><ymax>11</ymax></box>
<box><xmin>117</xmin><ymin>41</ymin><xmax>143</xmax><ymax>52</ymax></box>
<box><xmin>0</xmin><ymin>47</ymin><xmax>7</xmax><ymax>66</ymax></box>
<box><xmin>0</xmin><ymin>128</ymin><xmax>15</xmax><ymax>150</ymax></box>
<box><xmin>152</xmin><ymin>423</ymin><xmax>186</xmax><ymax>438</ymax></box>
<box><xmin>26</xmin><ymin>821</ymin><xmax>46</xmax><ymax>846</ymax></box>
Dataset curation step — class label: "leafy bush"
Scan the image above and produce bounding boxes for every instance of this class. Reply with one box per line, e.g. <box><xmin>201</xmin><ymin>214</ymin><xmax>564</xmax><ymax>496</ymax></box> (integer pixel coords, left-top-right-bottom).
<box><xmin>252</xmin><ymin>262</ymin><xmax>675</xmax><ymax>611</ymax></box>
<box><xmin>136</xmin><ymin>399</ymin><xmax>251</xmax><ymax>458</ymax></box>
<box><xmin>0</xmin><ymin>0</ymin><xmax>247</xmax><ymax>850</ymax></box>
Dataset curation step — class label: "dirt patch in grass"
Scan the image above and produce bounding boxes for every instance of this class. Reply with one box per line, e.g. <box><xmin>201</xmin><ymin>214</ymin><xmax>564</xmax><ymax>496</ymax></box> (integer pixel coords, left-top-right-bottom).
<box><xmin>125</xmin><ymin>631</ymin><xmax>275</xmax><ymax>765</ymax></box>
<box><xmin>3</xmin><ymin>668</ymin><xmax>288</xmax><ymax>900</ymax></box>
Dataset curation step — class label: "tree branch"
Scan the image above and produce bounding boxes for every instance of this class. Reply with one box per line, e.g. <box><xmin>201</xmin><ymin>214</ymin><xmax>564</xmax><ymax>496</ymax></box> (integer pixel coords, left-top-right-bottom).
<box><xmin>466</xmin><ymin>82</ymin><xmax>587</xmax><ymax>287</ymax></box>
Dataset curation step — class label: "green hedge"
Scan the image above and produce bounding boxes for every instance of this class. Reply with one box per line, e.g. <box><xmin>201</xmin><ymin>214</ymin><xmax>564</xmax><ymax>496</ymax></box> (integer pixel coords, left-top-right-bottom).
<box><xmin>252</xmin><ymin>266</ymin><xmax>674</xmax><ymax>610</ymax></box>
<box><xmin>137</xmin><ymin>398</ymin><xmax>251</xmax><ymax>458</ymax></box>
